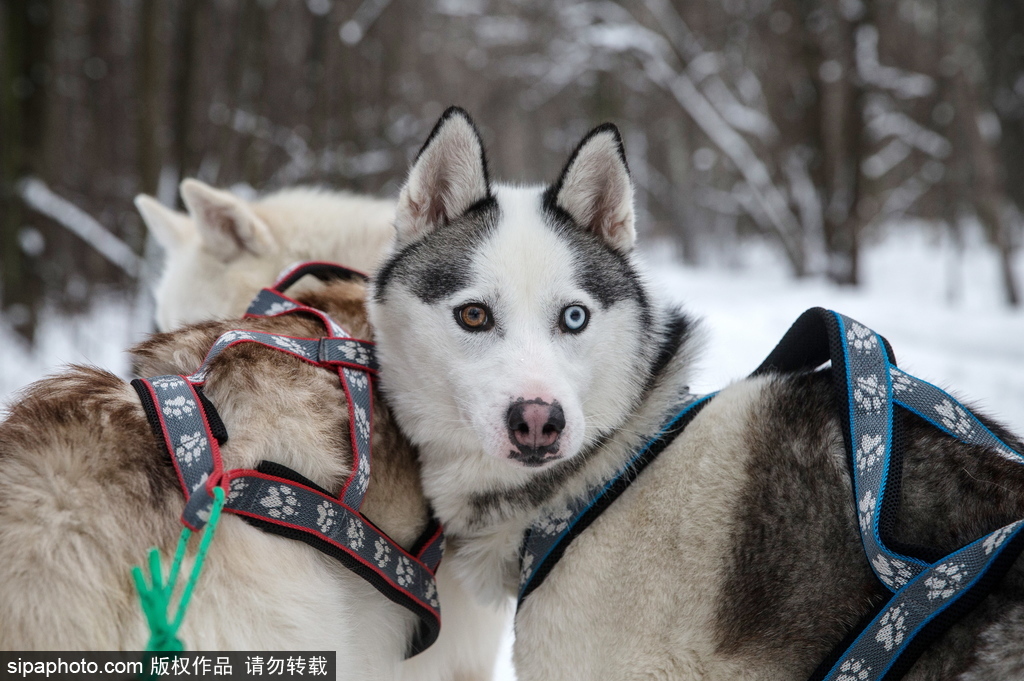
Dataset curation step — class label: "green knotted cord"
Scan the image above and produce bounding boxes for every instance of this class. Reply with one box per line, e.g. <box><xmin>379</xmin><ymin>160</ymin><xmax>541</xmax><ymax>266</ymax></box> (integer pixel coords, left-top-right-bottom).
<box><xmin>132</xmin><ymin>485</ymin><xmax>226</xmax><ymax>654</ymax></box>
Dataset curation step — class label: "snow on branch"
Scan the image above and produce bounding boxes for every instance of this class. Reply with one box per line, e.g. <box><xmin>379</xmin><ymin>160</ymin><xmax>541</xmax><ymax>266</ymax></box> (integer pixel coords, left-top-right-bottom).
<box><xmin>866</xmin><ymin>108</ymin><xmax>951</xmax><ymax>159</ymax></box>
<box><xmin>856</xmin><ymin>25</ymin><xmax>934</xmax><ymax>99</ymax></box>
<box><xmin>340</xmin><ymin>0</ymin><xmax>393</xmax><ymax>45</ymax></box>
<box><xmin>873</xmin><ymin>169</ymin><xmax>936</xmax><ymax>225</ymax></box>
<box><xmin>643</xmin><ymin>0</ymin><xmax>778</xmax><ymax>142</ymax></box>
<box><xmin>535</xmin><ymin>6</ymin><xmax>804</xmax><ymax>264</ymax></box>
<box><xmin>640</xmin><ymin>54</ymin><xmax>804</xmax><ymax>264</ymax></box>
<box><xmin>17</xmin><ymin>177</ymin><xmax>142</xmax><ymax>278</ymax></box>
<box><xmin>209</xmin><ymin>104</ymin><xmax>395</xmax><ymax>186</ymax></box>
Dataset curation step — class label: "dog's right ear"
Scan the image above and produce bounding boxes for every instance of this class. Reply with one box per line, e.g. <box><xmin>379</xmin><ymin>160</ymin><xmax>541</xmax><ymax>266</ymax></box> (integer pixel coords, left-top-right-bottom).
<box><xmin>395</xmin><ymin>107</ymin><xmax>491</xmax><ymax>246</ymax></box>
<box><xmin>134</xmin><ymin>194</ymin><xmax>195</xmax><ymax>251</ymax></box>
<box><xmin>179</xmin><ymin>178</ymin><xmax>275</xmax><ymax>261</ymax></box>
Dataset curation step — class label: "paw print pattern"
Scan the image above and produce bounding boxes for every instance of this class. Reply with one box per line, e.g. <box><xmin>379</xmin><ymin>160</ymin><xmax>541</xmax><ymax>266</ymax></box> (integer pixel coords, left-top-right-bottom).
<box><xmin>536</xmin><ymin>505</ymin><xmax>575</xmax><ymax>536</ymax></box>
<box><xmin>316</xmin><ymin>501</ymin><xmax>337</xmax><ymax>534</ymax></box>
<box><xmin>217</xmin><ymin>330</ymin><xmax>258</xmax><ymax>345</ymax></box>
<box><xmin>835</xmin><ymin>658</ymin><xmax>871</xmax><ymax>681</ymax></box>
<box><xmin>353</xmin><ymin>403</ymin><xmax>371</xmax><ymax>443</ymax></box>
<box><xmin>925</xmin><ymin>562</ymin><xmax>966</xmax><ymax>600</ymax></box>
<box><xmin>424</xmin><ymin>578</ymin><xmax>439</xmax><ymax>609</ymax></box>
<box><xmin>983</xmin><ymin>521</ymin><xmax>1023</xmax><ymax>556</ymax></box>
<box><xmin>259</xmin><ymin>485</ymin><xmax>300</xmax><ymax>518</ymax></box>
<box><xmin>151</xmin><ymin>376</ymin><xmax>181</xmax><ymax>391</ymax></box>
<box><xmin>340</xmin><ymin>342</ymin><xmax>372</xmax><ymax>366</ymax></box>
<box><xmin>858</xmin><ymin>490</ymin><xmax>876</xmax><ymax>534</ymax></box>
<box><xmin>349</xmin><ymin>372</ymin><xmax>369</xmax><ymax>391</ymax></box>
<box><xmin>854</xmin><ymin>375</ymin><xmax>884</xmax><ymax>414</ymax></box>
<box><xmin>395</xmin><ymin>556</ymin><xmax>414</xmax><ymax>588</ymax></box>
<box><xmin>847</xmin><ymin>323</ymin><xmax>879</xmax><ymax>353</ymax></box>
<box><xmin>175</xmin><ymin>430</ymin><xmax>208</xmax><ymax>466</ymax></box>
<box><xmin>934</xmin><ymin>400</ymin><xmax>974</xmax><ymax>439</ymax></box>
<box><xmin>875</xmin><ymin>603</ymin><xmax>908</xmax><ymax>651</ymax></box>
<box><xmin>272</xmin><ymin>335</ymin><xmax>306</xmax><ymax>355</ymax></box>
<box><xmin>162</xmin><ymin>395</ymin><xmax>196</xmax><ymax>420</ymax></box>
<box><xmin>520</xmin><ymin>553</ymin><xmax>535</xmax><ymax>586</ymax></box>
<box><xmin>346</xmin><ymin>517</ymin><xmax>365</xmax><ymax>550</ymax></box>
<box><xmin>374</xmin><ymin>538</ymin><xmax>392</xmax><ymax>568</ymax></box>
<box><xmin>228</xmin><ymin>478</ymin><xmax>249</xmax><ymax>502</ymax></box>
<box><xmin>872</xmin><ymin>554</ymin><xmax>914</xmax><ymax>590</ymax></box>
<box><xmin>855</xmin><ymin>434</ymin><xmax>884</xmax><ymax>473</ymax></box>
<box><xmin>890</xmin><ymin>369</ymin><xmax>914</xmax><ymax>394</ymax></box>
<box><xmin>265</xmin><ymin>301</ymin><xmax>297</xmax><ymax>316</ymax></box>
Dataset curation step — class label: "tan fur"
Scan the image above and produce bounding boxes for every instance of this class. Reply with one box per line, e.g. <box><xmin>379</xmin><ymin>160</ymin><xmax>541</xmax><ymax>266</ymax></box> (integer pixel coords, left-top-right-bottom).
<box><xmin>0</xmin><ymin>282</ymin><xmax>427</xmax><ymax>679</ymax></box>
<box><xmin>512</xmin><ymin>379</ymin><xmax>776</xmax><ymax>681</ymax></box>
<box><xmin>137</xmin><ymin>180</ymin><xmax>396</xmax><ymax>331</ymax></box>
<box><xmin>137</xmin><ymin>180</ymin><xmax>509</xmax><ymax>681</ymax></box>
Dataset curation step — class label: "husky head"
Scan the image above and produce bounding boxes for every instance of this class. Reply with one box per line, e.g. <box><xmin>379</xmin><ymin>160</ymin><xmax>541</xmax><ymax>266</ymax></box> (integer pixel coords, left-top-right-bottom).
<box><xmin>370</xmin><ymin>108</ymin><xmax>673</xmax><ymax>480</ymax></box>
<box><xmin>136</xmin><ymin>180</ymin><xmax>395</xmax><ymax>331</ymax></box>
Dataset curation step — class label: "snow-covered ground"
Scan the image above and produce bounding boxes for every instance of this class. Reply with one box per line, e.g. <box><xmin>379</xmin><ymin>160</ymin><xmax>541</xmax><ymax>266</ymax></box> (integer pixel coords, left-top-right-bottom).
<box><xmin>1</xmin><ymin>221</ymin><xmax>1022</xmax><ymax>680</ymax></box>
<box><xmin>646</xmin><ymin>222</ymin><xmax>1024</xmax><ymax>435</ymax></box>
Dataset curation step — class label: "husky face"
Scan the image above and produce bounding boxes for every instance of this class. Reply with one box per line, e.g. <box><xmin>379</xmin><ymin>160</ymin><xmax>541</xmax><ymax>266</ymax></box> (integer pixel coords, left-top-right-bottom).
<box><xmin>370</xmin><ymin>108</ymin><xmax>656</xmax><ymax>475</ymax></box>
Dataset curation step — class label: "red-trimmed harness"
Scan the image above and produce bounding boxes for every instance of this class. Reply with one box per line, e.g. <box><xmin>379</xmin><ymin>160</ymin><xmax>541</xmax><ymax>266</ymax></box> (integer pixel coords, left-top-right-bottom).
<box><xmin>132</xmin><ymin>262</ymin><xmax>443</xmax><ymax>656</ymax></box>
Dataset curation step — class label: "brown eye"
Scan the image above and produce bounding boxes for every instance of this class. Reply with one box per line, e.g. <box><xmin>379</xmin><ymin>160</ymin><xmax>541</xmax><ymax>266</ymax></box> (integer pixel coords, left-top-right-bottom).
<box><xmin>455</xmin><ymin>303</ymin><xmax>493</xmax><ymax>331</ymax></box>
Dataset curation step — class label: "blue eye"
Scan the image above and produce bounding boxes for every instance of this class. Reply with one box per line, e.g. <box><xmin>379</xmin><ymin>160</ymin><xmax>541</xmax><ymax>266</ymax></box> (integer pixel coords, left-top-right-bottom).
<box><xmin>560</xmin><ymin>305</ymin><xmax>589</xmax><ymax>333</ymax></box>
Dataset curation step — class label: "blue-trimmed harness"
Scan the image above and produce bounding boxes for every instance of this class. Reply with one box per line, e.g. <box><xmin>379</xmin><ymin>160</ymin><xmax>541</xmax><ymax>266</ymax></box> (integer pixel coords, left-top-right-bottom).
<box><xmin>132</xmin><ymin>262</ymin><xmax>444</xmax><ymax>657</ymax></box>
<box><xmin>519</xmin><ymin>307</ymin><xmax>1024</xmax><ymax>680</ymax></box>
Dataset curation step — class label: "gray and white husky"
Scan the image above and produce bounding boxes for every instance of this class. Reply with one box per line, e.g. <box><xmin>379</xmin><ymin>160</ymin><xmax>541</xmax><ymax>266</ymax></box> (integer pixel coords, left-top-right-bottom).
<box><xmin>368</xmin><ymin>108</ymin><xmax>1024</xmax><ymax>680</ymax></box>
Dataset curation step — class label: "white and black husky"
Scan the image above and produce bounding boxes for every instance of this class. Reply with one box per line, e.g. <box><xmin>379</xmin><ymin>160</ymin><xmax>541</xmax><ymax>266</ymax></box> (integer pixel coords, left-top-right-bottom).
<box><xmin>369</xmin><ymin>108</ymin><xmax>1024</xmax><ymax>680</ymax></box>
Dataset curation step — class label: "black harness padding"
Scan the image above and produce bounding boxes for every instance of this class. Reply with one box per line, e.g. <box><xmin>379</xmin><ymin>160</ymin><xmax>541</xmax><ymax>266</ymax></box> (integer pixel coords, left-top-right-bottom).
<box><xmin>272</xmin><ymin>260</ymin><xmax>369</xmax><ymax>290</ymax></box>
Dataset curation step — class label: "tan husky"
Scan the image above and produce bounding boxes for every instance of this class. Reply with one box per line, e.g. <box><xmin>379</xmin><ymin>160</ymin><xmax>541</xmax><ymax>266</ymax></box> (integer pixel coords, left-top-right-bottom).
<box><xmin>134</xmin><ymin>180</ymin><xmax>509</xmax><ymax>679</ymax></box>
<box><xmin>135</xmin><ymin>179</ymin><xmax>396</xmax><ymax>331</ymax></box>
<box><xmin>0</xmin><ymin>276</ymin><xmax>500</xmax><ymax>680</ymax></box>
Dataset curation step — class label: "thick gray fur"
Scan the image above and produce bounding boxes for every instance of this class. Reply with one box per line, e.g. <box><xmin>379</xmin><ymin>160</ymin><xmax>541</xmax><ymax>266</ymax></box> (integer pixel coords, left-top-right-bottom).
<box><xmin>717</xmin><ymin>368</ymin><xmax>1024</xmax><ymax>678</ymax></box>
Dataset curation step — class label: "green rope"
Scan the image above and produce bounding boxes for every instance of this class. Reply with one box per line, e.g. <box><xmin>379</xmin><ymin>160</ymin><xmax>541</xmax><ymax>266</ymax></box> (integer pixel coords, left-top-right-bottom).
<box><xmin>132</xmin><ymin>486</ymin><xmax>226</xmax><ymax>656</ymax></box>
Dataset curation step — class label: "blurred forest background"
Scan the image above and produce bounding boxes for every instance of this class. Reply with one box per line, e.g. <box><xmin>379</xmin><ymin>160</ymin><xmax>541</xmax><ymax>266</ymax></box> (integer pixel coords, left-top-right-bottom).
<box><xmin>2</xmin><ymin>0</ymin><xmax>1024</xmax><ymax>343</ymax></box>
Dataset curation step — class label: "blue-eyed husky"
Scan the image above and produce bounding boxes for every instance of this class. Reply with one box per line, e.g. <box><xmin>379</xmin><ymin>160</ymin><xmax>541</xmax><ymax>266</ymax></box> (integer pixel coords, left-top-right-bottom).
<box><xmin>368</xmin><ymin>108</ymin><xmax>1024</xmax><ymax>680</ymax></box>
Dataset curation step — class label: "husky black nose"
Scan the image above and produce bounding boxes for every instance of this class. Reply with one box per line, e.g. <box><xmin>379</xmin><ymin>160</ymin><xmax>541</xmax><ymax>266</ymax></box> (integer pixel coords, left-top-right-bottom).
<box><xmin>506</xmin><ymin>399</ymin><xmax>565</xmax><ymax>465</ymax></box>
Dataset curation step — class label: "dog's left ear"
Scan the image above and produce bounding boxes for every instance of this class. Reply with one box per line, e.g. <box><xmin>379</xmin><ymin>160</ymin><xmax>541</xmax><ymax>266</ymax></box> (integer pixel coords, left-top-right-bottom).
<box><xmin>547</xmin><ymin>124</ymin><xmax>635</xmax><ymax>253</ymax></box>
<box><xmin>179</xmin><ymin>179</ymin><xmax>276</xmax><ymax>261</ymax></box>
<box><xmin>395</xmin><ymin>106</ymin><xmax>491</xmax><ymax>246</ymax></box>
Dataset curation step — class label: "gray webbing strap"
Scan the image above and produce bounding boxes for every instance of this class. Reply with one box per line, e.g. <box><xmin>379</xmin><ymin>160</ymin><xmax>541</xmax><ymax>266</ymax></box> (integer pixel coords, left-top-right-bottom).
<box><xmin>223</xmin><ymin>470</ymin><xmax>441</xmax><ymax>609</ymax></box>
<box><xmin>750</xmin><ymin>308</ymin><xmax>1024</xmax><ymax>681</ymax></box>
<box><xmin>136</xmin><ymin>375</ymin><xmax>223</xmax><ymax>530</ymax></box>
<box><xmin>818</xmin><ymin>311</ymin><xmax>1024</xmax><ymax>681</ymax></box>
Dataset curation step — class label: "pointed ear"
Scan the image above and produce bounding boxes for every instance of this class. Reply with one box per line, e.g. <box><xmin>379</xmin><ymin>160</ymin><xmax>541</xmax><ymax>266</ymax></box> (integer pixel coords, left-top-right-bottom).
<box><xmin>179</xmin><ymin>178</ymin><xmax>275</xmax><ymax>260</ymax></box>
<box><xmin>546</xmin><ymin>124</ymin><xmax>635</xmax><ymax>253</ymax></box>
<box><xmin>134</xmin><ymin>194</ymin><xmax>195</xmax><ymax>251</ymax></box>
<box><xmin>395</xmin><ymin>106</ymin><xmax>491</xmax><ymax>246</ymax></box>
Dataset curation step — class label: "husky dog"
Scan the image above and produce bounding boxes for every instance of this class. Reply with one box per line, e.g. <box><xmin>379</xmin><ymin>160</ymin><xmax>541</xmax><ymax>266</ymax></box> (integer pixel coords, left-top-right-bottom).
<box><xmin>0</xmin><ymin>278</ymin><xmax>497</xmax><ymax>681</ymax></box>
<box><xmin>136</xmin><ymin>179</ymin><xmax>396</xmax><ymax>331</ymax></box>
<box><xmin>368</xmin><ymin>108</ymin><xmax>1024</xmax><ymax>679</ymax></box>
<box><xmin>134</xmin><ymin>181</ymin><xmax>508</xmax><ymax>680</ymax></box>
